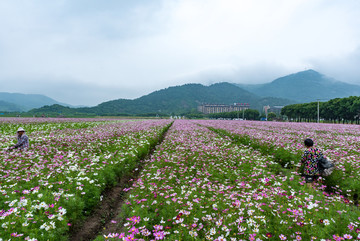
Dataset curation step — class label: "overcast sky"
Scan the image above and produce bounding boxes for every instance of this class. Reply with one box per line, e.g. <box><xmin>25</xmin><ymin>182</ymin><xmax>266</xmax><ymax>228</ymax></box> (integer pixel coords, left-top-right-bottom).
<box><xmin>1</xmin><ymin>0</ymin><xmax>360</xmax><ymax>106</ymax></box>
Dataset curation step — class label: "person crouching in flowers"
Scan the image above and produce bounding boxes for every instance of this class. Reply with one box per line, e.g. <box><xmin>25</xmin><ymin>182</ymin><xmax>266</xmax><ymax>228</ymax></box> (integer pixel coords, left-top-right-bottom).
<box><xmin>297</xmin><ymin>138</ymin><xmax>322</xmax><ymax>187</ymax></box>
<box><xmin>9</xmin><ymin>127</ymin><xmax>29</xmax><ymax>151</ymax></box>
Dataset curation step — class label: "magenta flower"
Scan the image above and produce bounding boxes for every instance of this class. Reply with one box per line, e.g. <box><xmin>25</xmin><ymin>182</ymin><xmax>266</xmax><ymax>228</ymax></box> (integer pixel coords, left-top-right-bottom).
<box><xmin>128</xmin><ymin>226</ymin><xmax>139</xmax><ymax>234</ymax></box>
<box><xmin>153</xmin><ymin>224</ymin><xmax>163</xmax><ymax>231</ymax></box>
<box><xmin>279</xmin><ymin>234</ymin><xmax>287</xmax><ymax>240</ymax></box>
<box><xmin>153</xmin><ymin>231</ymin><xmax>165</xmax><ymax>240</ymax></box>
<box><xmin>343</xmin><ymin>234</ymin><xmax>352</xmax><ymax>239</ymax></box>
<box><xmin>124</xmin><ymin>233</ymin><xmax>135</xmax><ymax>241</ymax></box>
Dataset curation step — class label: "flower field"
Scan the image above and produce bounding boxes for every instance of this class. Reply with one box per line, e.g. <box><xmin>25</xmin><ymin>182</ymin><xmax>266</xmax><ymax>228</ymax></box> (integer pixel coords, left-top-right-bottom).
<box><xmin>0</xmin><ymin>118</ymin><xmax>172</xmax><ymax>240</ymax></box>
<box><xmin>101</xmin><ymin>120</ymin><xmax>360</xmax><ymax>240</ymax></box>
<box><xmin>192</xmin><ymin>120</ymin><xmax>360</xmax><ymax>162</ymax></box>
<box><xmin>194</xmin><ymin>120</ymin><xmax>360</xmax><ymax>203</ymax></box>
<box><xmin>1</xmin><ymin>119</ymin><xmax>360</xmax><ymax>240</ymax></box>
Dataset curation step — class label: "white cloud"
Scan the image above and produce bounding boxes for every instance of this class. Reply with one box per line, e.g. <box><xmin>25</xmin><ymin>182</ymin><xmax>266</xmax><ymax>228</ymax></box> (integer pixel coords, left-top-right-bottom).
<box><xmin>0</xmin><ymin>0</ymin><xmax>360</xmax><ymax>105</ymax></box>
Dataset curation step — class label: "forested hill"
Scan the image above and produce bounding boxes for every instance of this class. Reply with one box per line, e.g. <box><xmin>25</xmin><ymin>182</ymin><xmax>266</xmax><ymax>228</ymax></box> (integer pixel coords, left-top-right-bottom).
<box><xmin>28</xmin><ymin>83</ymin><xmax>295</xmax><ymax>115</ymax></box>
<box><xmin>92</xmin><ymin>83</ymin><xmax>259</xmax><ymax>114</ymax></box>
<box><xmin>237</xmin><ymin>69</ymin><xmax>360</xmax><ymax>103</ymax></box>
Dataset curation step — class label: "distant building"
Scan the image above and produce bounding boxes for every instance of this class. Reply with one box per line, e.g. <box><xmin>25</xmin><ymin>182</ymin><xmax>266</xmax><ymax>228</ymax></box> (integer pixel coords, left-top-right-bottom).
<box><xmin>198</xmin><ymin>103</ymin><xmax>250</xmax><ymax>114</ymax></box>
<box><xmin>263</xmin><ymin>105</ymin><xmax>271</xmax><ymax>117</ymax></box>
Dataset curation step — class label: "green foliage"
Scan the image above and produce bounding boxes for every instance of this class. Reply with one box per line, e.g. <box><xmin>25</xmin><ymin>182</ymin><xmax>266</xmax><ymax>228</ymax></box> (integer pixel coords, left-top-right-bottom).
<box><xmin>267</xmin><ymin>112</ymin><xmax>277</xmax><ymax>120</ymax></box>
<box><xmin>282</xmin><ymin>96</ymin><xmax>360</xmax><ymax>123</ymax></box>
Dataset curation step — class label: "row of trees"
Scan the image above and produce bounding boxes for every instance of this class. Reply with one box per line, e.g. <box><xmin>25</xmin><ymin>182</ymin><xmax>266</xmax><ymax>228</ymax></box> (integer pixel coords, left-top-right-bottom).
<box><xmin>281</xmin><ymin>96</ymin><xmax>360</xmax><ymax>123</ymax></box>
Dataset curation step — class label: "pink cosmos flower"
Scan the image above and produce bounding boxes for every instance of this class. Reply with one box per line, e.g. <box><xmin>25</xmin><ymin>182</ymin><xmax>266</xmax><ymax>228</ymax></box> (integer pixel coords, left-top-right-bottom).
<box><xmin>154</xmin><ymin>231</ymin><xmax>165</xmax><ymax>240</ymax></box>
<box><xmin>129</xmin><ymin>226</ymin><xmax>139</xmax><ymax>234</ymax></box>
<box><xmin>332</xmin><ymin>235</ymin><xmax>342</xmax><ymax>241</ymax></box>
<box><xmin>279</xmin><ymin>234</ymin><xmax>287</xmax><ymax>240</ymax></box>
<box><xmin>250</xmin><ymin>233</ymin><xmax>256</xmax><ymax>241</ymax></box>
<box><xmin>343</xmin><ymin>234</ymin><xmax>352</xmax><ymax>239</ymax></box>
<box><xmin>141</xmin><ymin>229</ymin><xmax>151</xmax><ymax>236</ymax></box>
<box><xmin>11</xmin><ymin>233</ymin><xmax>24</xmax><ymax>237</ymax></box>
<box><xmin>124</xmin><ymin>234</ymin><xmax>135</xmax><ymax>241</ymax></box>
<box><xmin>153</xmin><ymin>224</ymin><xmax>163</xmax><ymax>231</ymax></box>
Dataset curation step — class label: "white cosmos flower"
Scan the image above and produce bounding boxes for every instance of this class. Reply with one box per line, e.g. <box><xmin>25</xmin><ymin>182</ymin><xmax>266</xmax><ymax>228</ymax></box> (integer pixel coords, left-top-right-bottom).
<box><xmin>40</xmin><ymin>223</ymin><xmax>47</xmax><ymax>230</ymax></box>
<box><xmin>9</xmin><ymin>200</ymin><xmax>17</xmax><ymax>207</ymax></box>
<box><xmin>238</xmin><ymin>226</ymin><xmax>246</xmax><ymax>232</ymax></box>
<box><xmin>247</xmin><ymin>209</ymin><xmax>255</xmax><ymax>216</ymax></box>
<box><xmin>218</xmin><ymin>235</ymin><xmax>226</xmax><ymax>241</ymax></box>
<box><xmin>323</xmin><ymin>219</ymin><xmax>330</xmax><ymax>225</ymax></box>
<box><xmin>175</xmin><ymin>218</ymin><xmax>184</xmax><ymax>224</ymax></box>
<box><xmin>39</xmin><ymin>202</ymin><xmax>48</xmax><ymax>209</ymax></box>
<box><xmin>58</xmin><ymin>207</ymin><xmax>67</xmax><ymax>215</ymax></box>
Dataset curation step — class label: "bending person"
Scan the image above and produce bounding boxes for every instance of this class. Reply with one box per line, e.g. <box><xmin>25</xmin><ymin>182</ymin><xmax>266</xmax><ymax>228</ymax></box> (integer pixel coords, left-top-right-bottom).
<box><xmin>11</xmin><ymin>127</ymin><xmax>29</xmax><ymax>151</ymax></box>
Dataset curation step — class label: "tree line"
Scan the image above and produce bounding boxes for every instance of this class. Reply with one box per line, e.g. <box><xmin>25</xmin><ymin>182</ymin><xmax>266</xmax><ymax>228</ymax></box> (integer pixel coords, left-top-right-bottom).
<box><xmin>281</xmin><ymin>96</ymin><xmax>360</xmax><ymax>124</ymax></box>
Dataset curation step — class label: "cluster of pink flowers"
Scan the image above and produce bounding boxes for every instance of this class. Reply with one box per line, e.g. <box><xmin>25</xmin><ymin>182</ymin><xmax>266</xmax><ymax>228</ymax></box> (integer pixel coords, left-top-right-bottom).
<box><xmin>0</xmin><ymin>118</ymin><xmax>171</xmax><ymax>240</ymax></box>
<box><xmin>194</xmin><ymin>120</ymin><xmax>360</xmax><ymax>193</ymax></box>
<box><xmin>104</xmin><ymin>120</ymin><xmax>360</xmax><ymax>240</ymax></box>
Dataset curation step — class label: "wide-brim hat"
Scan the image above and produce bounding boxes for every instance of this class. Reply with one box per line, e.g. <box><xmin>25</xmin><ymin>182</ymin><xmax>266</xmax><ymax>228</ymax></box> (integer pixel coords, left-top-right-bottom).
<box><xmin>17</xmin><ymin>127</ymin><xmax>25</xmax><ymax>132</ymax></box>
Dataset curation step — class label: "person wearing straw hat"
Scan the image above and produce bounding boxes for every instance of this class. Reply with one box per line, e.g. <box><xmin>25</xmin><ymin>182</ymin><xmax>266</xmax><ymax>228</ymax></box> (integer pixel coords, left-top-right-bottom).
<box><xmin>10</xmin><ymin>127</ymin><xmax>29</xmax><ymax>150</ymax></box>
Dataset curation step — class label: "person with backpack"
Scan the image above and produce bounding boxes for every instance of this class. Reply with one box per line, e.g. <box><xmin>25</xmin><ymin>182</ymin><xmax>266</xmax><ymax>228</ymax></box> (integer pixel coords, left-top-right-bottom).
<box><xmin>298</xmin><ymin>138</ymin><xmax>323</xmax><ymax>187</ymax></box>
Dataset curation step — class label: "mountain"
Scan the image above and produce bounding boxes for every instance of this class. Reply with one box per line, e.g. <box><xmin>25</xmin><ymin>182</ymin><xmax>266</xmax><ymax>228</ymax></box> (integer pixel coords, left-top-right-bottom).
<box><xmin>236</xmin><ymin>69</ymin><xmax>360</xmax><ymax>103</ymax></box>
<box><xmin>29</xmin><ymin>83</ymin><xmax>296</xmax><ymax>115</ymax></box>
<box><xmin>90</xmin><ymin>82</ymin><xmax>296</xmax><ymax>115</ymax></box>
<box><xmin>0</xmin><ymin>92</ymin><xmax>71</xmax><ymax>111</ymax></box>
<box><xmin>23</xmin><ymin>69</ymin><xmax>360</xmax><ymax>116</ymax></box>
<box><xmin>0</xmin><ymin>100</ymin><xmax>26</xmax><ymax>112</ymax></box>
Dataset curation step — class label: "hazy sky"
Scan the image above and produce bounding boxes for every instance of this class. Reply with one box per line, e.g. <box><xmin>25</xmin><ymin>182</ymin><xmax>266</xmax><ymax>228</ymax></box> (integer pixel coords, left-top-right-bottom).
<box><xmin>1</xmin><ymin>0</ymin><xmax>360</xmax><ymax>106</ymax></box>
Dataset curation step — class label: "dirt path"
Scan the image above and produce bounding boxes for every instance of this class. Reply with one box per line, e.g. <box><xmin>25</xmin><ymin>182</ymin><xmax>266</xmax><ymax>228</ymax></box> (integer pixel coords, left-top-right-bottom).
<box><xmin>68</xmin><ymin>123</ymin><xmax>172</xmax><ymax>241</ymax></box>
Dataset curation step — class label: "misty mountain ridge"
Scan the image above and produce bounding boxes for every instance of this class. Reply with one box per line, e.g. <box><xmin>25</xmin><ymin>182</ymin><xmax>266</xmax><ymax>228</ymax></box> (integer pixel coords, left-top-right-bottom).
<box><xmin>29</xmin><ymin>82</ymin><xmax>295</xmax><ymax>115</ymax></box>
<box><xmin>3</xmin><ymin>69</ymin><xmax>360</xmax><ymax>115</ymax></box>
<box><xmin>0</xmin><ymin>100</ymin><xmax>26</xmax><ymax>112</ymax></box>
<box><xmin>87</xmin><ymin>82</ymin><xmax>294</xmax><ymax>115</ymax></box>
<box><xmin>0</xmin><ymin>92</ymin><xmax>73</xmax><ymax>112</ymax></box>
<box><xmin>236</xmin><ymin>69</ymin><xmax>360</xmax><ymax>103</ymax></box>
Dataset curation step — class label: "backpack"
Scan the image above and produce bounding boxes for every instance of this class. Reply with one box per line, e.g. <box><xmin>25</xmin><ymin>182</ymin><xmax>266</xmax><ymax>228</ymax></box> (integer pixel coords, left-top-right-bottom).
<box><xmin>317</xmin><ymin>156</ymin><xmax>335</xmax><ymax>176</ymax></box>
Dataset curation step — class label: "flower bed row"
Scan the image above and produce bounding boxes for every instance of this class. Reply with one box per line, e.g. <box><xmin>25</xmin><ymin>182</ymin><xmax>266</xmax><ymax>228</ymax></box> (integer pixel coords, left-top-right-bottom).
<box><xmin>101</xmin><ymin>120</ymin><xmax>360</xmax><ymax>240</ymax></box>
<box><xmin>0</xmin><ymin>119</ymin><xmax>172</xmax><ymax>240</ymax></box>
<box><xmin>194</xmin><ymin>120</ymin><xmax>360</xmax><ymax>205</ymax></box>
<box><xmin>0</xmin><ymin>118</ymin><xmax>131</xmax><ymax>144</ymax></box>
<box><xmin>0</xmin><ymin>117</ymin><xmax>116</xmax><ymax>124</ymax></box>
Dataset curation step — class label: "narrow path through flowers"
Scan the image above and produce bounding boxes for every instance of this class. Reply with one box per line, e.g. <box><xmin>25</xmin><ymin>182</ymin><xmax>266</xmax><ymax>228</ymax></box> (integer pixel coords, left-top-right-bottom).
<box><xmin>69</xmin><ymin>122</ymin><xmax>172</xmax><ymax>241</ymax></box>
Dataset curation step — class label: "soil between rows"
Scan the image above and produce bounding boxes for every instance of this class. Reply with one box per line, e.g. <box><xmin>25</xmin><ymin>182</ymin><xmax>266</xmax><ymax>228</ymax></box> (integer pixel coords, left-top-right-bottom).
<box><xmin>69</xmin><ymin>170</ymin><xmax>140</xmax><ymax>241</ymax></box>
